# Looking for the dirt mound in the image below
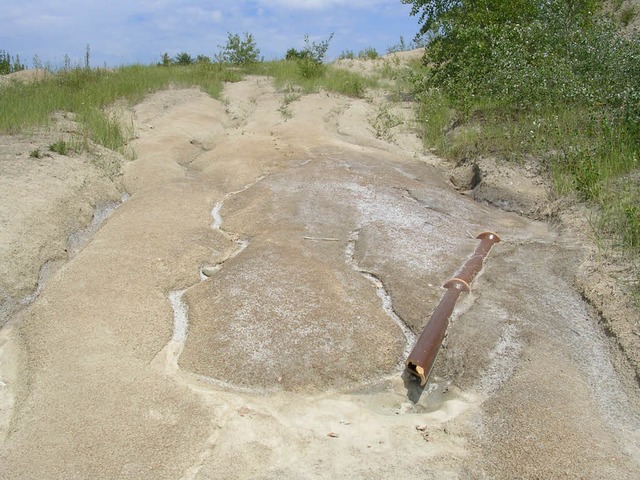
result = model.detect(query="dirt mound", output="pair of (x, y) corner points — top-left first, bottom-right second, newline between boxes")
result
(0, 69), (50, 86)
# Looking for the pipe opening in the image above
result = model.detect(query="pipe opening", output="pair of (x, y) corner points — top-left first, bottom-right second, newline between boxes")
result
(407, 362), (426, 385)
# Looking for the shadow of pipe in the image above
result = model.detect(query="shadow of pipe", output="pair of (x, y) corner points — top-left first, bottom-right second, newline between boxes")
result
(402, 369), (425, 404)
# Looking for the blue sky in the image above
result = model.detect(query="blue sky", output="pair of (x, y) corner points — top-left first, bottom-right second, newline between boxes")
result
(1, 1), (422, 68)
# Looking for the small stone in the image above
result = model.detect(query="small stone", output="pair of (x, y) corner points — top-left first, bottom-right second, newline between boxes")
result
(201, 265), (221, 277)
(450, 163), (481, 190)
(327, 432), (339, 438)
(238, 407), (251, 417)
(416, 425), (428, 432)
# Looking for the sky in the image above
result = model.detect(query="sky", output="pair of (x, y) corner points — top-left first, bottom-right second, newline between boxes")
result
(1, 1), (423, 68)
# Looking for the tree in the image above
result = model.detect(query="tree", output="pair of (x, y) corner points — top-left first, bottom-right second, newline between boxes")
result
(400, 0), (603, 103)
(285, 48), (309, 61)
(401, 0), (599, 38)
(84, 44), (91, 69)
(217, 32), (261, 65)
(160, 52), (172, 67)
(174, 52), (193, 65)
(0, 50), (25, 75)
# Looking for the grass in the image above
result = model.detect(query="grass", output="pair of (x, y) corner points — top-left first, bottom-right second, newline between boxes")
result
(252, 60), (376, 98)
(620, 6), (637, 27)
(49, 139), (71, 155)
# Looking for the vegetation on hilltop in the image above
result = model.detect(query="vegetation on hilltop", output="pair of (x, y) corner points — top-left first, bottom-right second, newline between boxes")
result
(0, 33), (371, 159)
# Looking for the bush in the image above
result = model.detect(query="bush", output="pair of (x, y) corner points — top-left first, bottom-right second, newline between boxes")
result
(285, 48), (309, 61)
(174, 52), (193, 65)
(217, 32), (261, 65)
(292, 33), (334, 79)
(620, 6), (637, 27)
(159, 53), (172, 67)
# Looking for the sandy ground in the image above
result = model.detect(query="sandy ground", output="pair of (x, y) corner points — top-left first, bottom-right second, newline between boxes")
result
(1, 58), (640, 479)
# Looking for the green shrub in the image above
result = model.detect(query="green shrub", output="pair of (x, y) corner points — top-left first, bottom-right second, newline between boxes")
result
(217, 32), (261, 65)
(49, 139), (70, 155)
(285, 48), (309, 61)
(371, 105), (403, 140)
(160, 53), (172, 67)
(174, 52), (193, 65)
(293, 33), (334, 79)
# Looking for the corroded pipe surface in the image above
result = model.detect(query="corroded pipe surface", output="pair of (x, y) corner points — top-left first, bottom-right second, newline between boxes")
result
(452, 232), (501, 285)
(405, 232), (500, 386)
(406, 279), (469, 386)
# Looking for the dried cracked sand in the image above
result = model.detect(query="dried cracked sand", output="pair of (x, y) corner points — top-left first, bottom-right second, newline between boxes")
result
(1, 60), (640, 479)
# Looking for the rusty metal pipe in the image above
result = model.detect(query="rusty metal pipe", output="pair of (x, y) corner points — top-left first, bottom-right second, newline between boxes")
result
(406, 279), (469, 386)
(405, 232), (501, 386)
(452, 232), (501, 285)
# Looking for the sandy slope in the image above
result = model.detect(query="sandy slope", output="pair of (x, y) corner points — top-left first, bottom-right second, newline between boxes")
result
(1, 65), (639, 479)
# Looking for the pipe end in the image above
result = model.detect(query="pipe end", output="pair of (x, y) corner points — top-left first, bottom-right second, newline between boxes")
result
(476, 231), (501, 243)
(406, 361), (427, 386)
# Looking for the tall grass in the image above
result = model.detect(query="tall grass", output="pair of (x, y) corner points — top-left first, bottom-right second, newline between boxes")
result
(251, 60), (376, 98)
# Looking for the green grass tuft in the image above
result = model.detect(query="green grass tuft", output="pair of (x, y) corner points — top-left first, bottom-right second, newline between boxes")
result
(49, 139), (70, 155)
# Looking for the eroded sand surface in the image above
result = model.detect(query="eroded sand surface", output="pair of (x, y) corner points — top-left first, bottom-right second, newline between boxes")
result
(1, 72), (640, 479)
